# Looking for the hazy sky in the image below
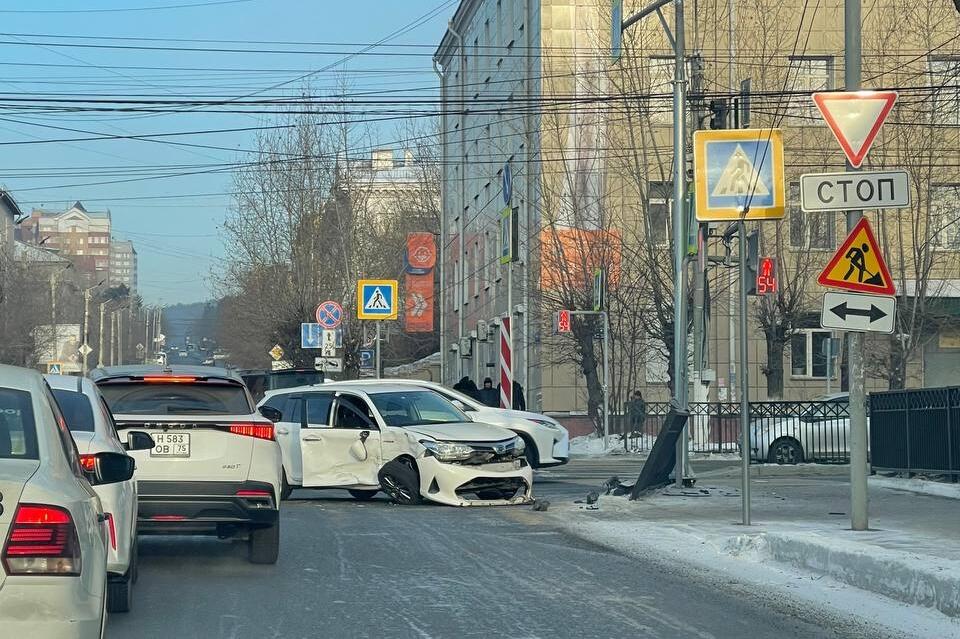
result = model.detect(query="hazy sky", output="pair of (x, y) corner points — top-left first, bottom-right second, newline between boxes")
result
(1, 0), (452, 304)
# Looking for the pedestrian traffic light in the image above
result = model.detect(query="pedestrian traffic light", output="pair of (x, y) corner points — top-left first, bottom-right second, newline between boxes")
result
(556, 309), (572, 333)
(745, 229), (760, 295)
(756, 257), (777, 295)
(709, 99), (729, 130)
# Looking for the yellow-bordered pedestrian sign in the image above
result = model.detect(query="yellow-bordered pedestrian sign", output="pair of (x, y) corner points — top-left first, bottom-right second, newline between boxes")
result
(357, 279), (398, 320)
(817, 217), (895, 295)
(693, 129), (786, 221)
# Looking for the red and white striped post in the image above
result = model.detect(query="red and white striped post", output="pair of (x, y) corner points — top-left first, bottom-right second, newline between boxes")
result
(499, 316), (512, 409)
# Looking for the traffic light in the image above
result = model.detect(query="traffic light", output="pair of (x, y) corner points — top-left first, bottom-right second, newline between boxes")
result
(745, 229), (759, 295)
(709, 99), (729, 130)
(556, 309), (572, 333)
(756, 257), (777, 295)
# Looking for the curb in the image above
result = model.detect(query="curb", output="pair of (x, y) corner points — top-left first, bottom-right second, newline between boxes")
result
(762, 531), (960, 618)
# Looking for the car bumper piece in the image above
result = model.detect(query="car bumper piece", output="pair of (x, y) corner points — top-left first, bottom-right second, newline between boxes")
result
(136, 480), (279, 534)
(417, 456), (534, 507)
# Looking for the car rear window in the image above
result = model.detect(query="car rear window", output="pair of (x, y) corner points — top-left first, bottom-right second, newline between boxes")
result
(99, 382), (252, 415)
(51, 389), (95, 432)
(0, 388), (39, 460)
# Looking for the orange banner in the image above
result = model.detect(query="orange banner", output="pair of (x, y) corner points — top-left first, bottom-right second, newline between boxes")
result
(404, 272), (434, 333)
(539, 228), (622, 291)
(406, 232), (436, 273)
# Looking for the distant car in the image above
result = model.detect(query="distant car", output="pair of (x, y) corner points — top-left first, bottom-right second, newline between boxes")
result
(749, 393), (865, 464)
(258, 383), (533, 506)
(178, 351), (188, 358)
(92, 366), (282, 564)
(322, 379), (569, 468)
(45, 375), (154, 613)
(0, 364), (136, 638)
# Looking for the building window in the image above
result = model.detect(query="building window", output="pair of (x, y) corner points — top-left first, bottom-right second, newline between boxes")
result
(647, 182), (672, 246)
(791, 329), (833, 378)
(789, 183), (835, 249)
(931, 185), (960, 250)
(930, 58), (960, 126)
(787, 57), (833, 122)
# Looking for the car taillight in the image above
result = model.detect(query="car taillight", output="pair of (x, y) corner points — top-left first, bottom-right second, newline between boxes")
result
(2, 504), (81, 576)
(229, 422), (274, 441)
(79, 454), (96, 472)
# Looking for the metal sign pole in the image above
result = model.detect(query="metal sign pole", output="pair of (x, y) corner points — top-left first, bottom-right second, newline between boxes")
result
(603, 311), (610, 451)
(738, 221), (752, 525)
(375, 322), (382, 379)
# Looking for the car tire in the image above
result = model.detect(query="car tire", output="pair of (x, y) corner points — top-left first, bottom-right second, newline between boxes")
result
(280, 471), (294, 501)
(248, 521), (280, 565)
(379, 460), (421, 506)
(522, 436), (539, 469)
(348, 489), (378, 501)
(107, 572), (133, 613)
(768, 438), (804, 465)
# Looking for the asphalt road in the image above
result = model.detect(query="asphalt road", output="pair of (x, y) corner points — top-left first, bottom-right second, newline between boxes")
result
(108, 457), (858, 639)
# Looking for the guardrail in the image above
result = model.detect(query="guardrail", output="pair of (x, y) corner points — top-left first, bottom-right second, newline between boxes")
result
(869, 387), (960, 478)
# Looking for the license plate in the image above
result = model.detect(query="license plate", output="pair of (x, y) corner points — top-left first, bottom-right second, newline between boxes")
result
(151, 433), (191, 457)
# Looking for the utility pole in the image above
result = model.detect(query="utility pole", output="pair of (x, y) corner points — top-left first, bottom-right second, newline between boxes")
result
(82, 289), (91, 375)
(117, 309), (124, 365)
(97, 302), (106, 368)
(845, 0), (869, 531)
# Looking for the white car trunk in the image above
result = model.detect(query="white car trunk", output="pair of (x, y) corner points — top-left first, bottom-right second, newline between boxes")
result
(0, 460), (40, 591)
(116, 415), (254, 483)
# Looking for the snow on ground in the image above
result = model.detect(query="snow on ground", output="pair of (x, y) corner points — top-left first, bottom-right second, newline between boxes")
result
(568, 433), (628, 455)
(870, 475), (960, 500)
(569, 433), (741, 460)
(553, 490), (960, 638)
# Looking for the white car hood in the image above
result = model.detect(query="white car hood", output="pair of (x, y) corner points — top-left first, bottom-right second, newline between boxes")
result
(402, 421), (515, 443)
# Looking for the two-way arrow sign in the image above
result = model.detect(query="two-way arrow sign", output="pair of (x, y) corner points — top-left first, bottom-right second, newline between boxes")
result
(820, 291), (896, 334)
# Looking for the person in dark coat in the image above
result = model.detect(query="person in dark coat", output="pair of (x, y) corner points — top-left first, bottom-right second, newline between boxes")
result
(627, 390), (647, 435)
(478, 377), (499, 407)
(512, 380), (526, 411)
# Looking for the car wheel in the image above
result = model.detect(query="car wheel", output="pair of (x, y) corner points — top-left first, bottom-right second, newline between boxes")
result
(768, 438), (804, 465)
(379, 460), (421, 506)
(107, 572), (133, 613)
(348, 489), (378, 501)
(248, 521), (280, 565)
(280, 471), (294, 501)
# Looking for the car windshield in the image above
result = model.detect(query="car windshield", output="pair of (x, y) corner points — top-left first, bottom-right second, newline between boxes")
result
(99, 381), (252, 415)
(51, 388), (95, 432)
(0, 387), (39, 460)
(369, 390), (467, 427)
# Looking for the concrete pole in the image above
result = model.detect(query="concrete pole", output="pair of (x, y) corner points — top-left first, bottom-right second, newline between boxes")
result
(845, 0), (869, 531)
(82, 289), (91, 375)
(603, 311), (610, 451)
(671, 0), (690, 487)
(117, 309), (123, 365)
(432, 58), (447, 384)
(727, 0), (738, 402)
(97, 302), (106, 368)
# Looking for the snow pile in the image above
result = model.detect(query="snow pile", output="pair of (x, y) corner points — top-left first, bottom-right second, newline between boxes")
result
(870, 475), (960, 500)
(568, 433), (626, 456)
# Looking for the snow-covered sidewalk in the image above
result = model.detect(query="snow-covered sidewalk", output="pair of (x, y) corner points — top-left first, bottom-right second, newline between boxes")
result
(551, 466), (960, 637)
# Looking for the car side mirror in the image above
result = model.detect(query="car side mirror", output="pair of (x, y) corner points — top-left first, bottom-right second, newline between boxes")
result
(259, 406), (282, 423)
(125, 431), (155, 451)
(88, 452), (135, 485)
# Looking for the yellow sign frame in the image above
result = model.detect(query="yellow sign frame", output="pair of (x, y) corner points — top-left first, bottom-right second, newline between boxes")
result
(693, 129), (786, 222)
(356, 279), (399, 320)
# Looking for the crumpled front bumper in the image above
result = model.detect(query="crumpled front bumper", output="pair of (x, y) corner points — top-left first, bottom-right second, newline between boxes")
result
(416, 455), (534, 507)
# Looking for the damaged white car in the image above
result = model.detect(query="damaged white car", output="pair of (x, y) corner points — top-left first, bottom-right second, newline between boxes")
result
(257, 383), (533, 506)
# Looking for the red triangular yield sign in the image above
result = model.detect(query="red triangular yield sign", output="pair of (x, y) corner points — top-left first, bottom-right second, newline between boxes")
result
(812, 91), (897, 168)
(817, 217), (896, 295)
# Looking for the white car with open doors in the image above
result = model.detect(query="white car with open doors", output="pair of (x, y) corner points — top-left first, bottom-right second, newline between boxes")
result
(92, 365), (282, 564)
(0, 365), (136, 638)
(322, 378), (569, 468)
(258, 383), (533, 506)
(46, 374), (154, 613)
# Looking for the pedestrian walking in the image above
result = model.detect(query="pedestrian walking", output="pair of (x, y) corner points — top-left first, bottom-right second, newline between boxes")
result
(627, 390), (647, 436)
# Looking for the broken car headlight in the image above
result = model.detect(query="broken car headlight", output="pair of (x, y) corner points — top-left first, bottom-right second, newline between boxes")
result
(512, 436), (526, 456)
(420, 440), (475, 462)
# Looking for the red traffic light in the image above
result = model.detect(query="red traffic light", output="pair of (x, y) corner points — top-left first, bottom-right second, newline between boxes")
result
(556, 309), (572, 333)
(757, 257), (777, 294)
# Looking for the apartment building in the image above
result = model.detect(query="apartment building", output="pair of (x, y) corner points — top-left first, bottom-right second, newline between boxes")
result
(109, 239), (138, 293)
(17, 201), (112, 285)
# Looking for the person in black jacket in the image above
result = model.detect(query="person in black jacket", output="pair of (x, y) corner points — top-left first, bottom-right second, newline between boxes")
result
(478, 377), (499, 407)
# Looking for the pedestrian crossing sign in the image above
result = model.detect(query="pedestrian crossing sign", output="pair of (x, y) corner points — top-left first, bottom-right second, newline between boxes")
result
(693, 129), (786, 221)
(357, 279), (398, 320)
(817, 217), (895, 295)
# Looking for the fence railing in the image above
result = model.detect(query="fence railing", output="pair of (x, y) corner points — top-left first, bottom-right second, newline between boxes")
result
(613, 400), (853, 463)
(870, 387), (960, 477)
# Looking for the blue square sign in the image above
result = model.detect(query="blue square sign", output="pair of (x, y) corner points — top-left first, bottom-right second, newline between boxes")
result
(693, 129), (785, 221)
(357, 279), (398, 320)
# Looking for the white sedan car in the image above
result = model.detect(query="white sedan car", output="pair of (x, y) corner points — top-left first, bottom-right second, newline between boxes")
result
(258, 383), (533, 506)
(1, 364), (135, 638)
(46, 374), (154, 613)
(750, 393), (861, 464)
(322, 379), (569, 468)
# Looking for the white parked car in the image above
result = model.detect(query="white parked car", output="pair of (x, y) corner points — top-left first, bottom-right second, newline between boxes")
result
(322, 379), (570, 469)
(258, 383), (533, 506)
(0, 364), (136, 638)
(92, 365), (282, 564)
(46, 374), (154, 613)
(750, 393), (863, 464)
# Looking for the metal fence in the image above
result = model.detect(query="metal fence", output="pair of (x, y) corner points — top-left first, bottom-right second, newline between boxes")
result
(613, 400), (853, 463)
(870, 387), (960, 478)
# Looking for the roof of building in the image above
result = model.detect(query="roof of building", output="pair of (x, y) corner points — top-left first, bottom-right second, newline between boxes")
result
(0, 190), (24, 220)
(32, 201), (111, 220)
(14, 240), (71, 264)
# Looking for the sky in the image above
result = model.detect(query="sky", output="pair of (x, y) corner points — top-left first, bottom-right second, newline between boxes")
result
(0, 0), (453, 304)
